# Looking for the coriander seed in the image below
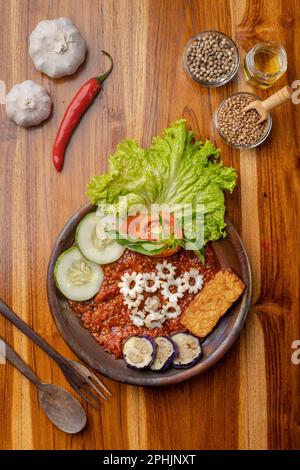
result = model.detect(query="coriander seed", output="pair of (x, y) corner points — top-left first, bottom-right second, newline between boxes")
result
(215, 93), (272, 148)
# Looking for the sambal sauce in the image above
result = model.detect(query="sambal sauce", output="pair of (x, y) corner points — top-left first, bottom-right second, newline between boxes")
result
(69, 244), (220, 358)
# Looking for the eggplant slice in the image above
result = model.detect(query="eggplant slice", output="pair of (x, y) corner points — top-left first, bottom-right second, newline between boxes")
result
(171, 333), (202, 369)
(150, 336), (178, 371)
(123, 336), (157, 369)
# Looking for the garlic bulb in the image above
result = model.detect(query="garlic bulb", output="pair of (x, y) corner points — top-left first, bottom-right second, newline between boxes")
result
(29, 17), (87, 78)
(5, 80), (52, 127)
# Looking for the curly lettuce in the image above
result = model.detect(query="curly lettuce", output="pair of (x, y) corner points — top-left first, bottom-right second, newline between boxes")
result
(87, 119), (237, 244)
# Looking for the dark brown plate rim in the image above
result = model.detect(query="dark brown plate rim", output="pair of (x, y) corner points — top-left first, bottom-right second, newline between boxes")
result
(47, 202), (252, 386)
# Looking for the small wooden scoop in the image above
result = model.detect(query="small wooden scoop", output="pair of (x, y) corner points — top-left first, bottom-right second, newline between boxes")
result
(242, 85), (292, 123)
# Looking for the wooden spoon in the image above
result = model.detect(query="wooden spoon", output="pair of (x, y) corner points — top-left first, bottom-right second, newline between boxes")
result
(2, 338), (87, 434)
(242, 85), (292, 123)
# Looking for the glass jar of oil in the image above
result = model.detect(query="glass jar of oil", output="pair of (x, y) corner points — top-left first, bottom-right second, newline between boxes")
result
(243, 42), (287, 88)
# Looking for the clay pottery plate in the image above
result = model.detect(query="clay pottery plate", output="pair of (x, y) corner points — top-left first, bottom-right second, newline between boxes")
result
(47, 202), (251, 386)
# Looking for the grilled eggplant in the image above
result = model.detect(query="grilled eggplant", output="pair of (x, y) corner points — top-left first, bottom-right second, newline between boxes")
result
(171, 333), (202, 369)
(150, 336), (178, 371)
(123, 336), (157, 369)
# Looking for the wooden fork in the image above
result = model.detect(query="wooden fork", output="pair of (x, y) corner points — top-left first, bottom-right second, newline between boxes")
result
(0, 299), (112, 407)
(242, 85), (292, 123)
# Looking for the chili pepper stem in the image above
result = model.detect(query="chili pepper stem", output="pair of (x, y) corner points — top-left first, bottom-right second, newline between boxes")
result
(95, 50), (114, 83)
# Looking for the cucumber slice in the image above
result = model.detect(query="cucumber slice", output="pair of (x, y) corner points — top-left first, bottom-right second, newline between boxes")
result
(54, 247), (103, 301)
(76, 212), (125, 264)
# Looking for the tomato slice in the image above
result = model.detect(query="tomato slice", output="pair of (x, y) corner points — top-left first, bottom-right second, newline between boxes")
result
(120, 212), (182, 256)
(151, 246), (181, 257)
(122, 213), (182, 240)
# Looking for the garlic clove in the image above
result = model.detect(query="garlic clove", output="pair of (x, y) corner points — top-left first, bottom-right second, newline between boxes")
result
(5, 80), (52, 127)
(29, 17), (87, 78)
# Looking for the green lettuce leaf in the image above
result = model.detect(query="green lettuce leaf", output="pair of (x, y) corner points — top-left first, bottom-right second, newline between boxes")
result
(87, 119), (237, 244)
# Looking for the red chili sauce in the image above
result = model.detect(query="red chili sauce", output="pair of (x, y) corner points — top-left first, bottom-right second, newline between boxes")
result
(69, 244), (220, 358)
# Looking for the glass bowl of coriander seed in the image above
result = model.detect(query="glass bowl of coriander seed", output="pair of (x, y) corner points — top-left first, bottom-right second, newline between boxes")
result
(214, 92), (272, 149)
(183, 30), (240, 87)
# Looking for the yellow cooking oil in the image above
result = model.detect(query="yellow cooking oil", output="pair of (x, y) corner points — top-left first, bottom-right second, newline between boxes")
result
(243, 42), (287, 88)
(254, 49), (281, 74)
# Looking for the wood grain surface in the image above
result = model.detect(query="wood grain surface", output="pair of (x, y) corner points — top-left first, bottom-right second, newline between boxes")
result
(0, 0), (299, 450)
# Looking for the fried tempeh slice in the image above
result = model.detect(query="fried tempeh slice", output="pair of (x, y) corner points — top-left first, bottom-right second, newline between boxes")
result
(180, 268), (245, 338)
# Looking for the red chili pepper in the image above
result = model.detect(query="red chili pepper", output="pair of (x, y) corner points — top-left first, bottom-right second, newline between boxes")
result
(53, 51), (113, 172)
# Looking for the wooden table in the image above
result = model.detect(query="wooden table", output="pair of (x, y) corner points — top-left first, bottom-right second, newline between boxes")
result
(0, 0), (299, 450)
